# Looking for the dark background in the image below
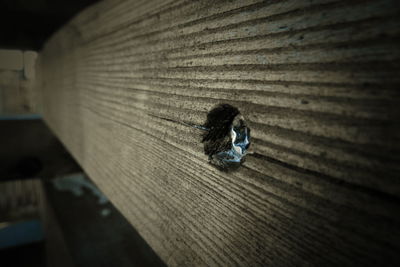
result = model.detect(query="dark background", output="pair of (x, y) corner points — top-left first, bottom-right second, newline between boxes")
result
(0, 0), (99, 50)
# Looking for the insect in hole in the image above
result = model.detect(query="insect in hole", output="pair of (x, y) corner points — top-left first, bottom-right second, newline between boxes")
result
(149, 104), (250, 171)
(202, 104), (250, 170)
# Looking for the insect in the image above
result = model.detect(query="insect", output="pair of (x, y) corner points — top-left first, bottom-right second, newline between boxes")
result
(202, 104), (250, 170)
(214, 115), (250, 164)
(149, 104), (251, 171)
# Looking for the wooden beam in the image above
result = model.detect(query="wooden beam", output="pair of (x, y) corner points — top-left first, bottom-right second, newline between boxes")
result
(36, 0), (400, 265)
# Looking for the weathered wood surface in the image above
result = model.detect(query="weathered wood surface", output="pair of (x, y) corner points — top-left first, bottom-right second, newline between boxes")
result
(36, 0), (400, 266)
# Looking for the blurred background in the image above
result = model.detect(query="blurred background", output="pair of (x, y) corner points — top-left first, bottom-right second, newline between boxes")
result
(0, 0), (165, 266)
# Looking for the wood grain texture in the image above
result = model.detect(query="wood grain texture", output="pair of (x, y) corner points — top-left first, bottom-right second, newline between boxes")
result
(36, 0), (400, 266)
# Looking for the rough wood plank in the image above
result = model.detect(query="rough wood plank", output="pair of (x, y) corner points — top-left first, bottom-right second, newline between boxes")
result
(36, 0), (400, 266)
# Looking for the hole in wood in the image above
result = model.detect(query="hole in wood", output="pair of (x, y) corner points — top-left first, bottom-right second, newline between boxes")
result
(202, 104), (250, 171)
